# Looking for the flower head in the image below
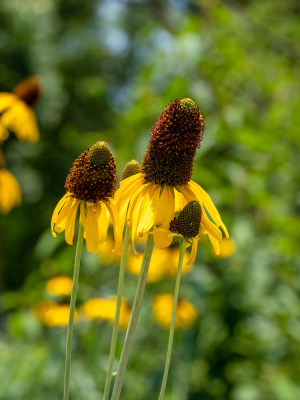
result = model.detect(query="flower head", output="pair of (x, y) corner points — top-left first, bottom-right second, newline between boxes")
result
(115, 99), (228, 253)
(153, 294), (197, 329)
(0, 77), (41, 142)
(51, 141), (122, 252)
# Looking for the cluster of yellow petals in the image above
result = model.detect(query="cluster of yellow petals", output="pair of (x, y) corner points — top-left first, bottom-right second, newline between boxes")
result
(152, 294), (198, 329)
(82, 296), (131, 329)
(115, 172), (228, 264)
(0, 168), (22, 214)
(0, 93), (39, 142)
(51, 192), (122, 252)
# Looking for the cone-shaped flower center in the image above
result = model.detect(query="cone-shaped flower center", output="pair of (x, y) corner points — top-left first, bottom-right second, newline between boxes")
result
(141, 98), (204, 186)
(65, 141), (116, 203)
(13, 77), (41, 107)
(120, 159), (141, 181)
(170, 200), (201, 238)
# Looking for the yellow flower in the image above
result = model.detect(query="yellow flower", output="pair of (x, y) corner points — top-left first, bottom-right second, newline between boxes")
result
(46, 276), (73, 296)
(126, 247), (193, 282)
(34, 301), (77, 327)
(0, 77), (40, 142)
(51, 141), (122, 252)
(115, 99), (228, 255)
(153, 294), (197, 329)
(0, 167), (22, 214)
(82, 296), (131, 329)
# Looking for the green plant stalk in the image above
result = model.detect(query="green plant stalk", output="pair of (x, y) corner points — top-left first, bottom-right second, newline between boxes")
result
(110, 233), (154, 400)
(63, 222), (84, 400)
(103, 223), (130, 400)
(158, 239), (186, 400)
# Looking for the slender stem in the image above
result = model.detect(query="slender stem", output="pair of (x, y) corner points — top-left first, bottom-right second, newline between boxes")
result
(63, 222), (84, 400)
(103, 223), (130, 400)
(110, 234), (154, 400)
(158, 239), (186, 400)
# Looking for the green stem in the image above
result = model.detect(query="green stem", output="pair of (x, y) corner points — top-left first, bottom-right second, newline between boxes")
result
(110, 234), (154, 400)
(63, 222), (84, 400)
(158, 239), (186, 400)
(103, 223), (130, 400)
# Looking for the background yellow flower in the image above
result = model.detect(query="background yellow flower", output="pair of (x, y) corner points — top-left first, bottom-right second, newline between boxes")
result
(153, 294), (197, 330)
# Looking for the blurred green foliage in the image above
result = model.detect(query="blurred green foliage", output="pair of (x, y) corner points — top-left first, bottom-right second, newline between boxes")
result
(1, 0), (300, 399)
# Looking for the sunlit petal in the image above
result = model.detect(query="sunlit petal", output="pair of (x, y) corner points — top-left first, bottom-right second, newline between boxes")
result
(153, 185), (175, 248)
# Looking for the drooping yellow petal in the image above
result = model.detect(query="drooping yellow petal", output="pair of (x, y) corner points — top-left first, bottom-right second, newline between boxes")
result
(188, 180), (229, 237)
(105, 200), (123, 251)
(136, 184), (160, 236)
(184, 238), (198, 266)
(51, 193), (71, 236)
(174, 187), (187, 211)
(153, 185), (175, 248)
(64, 200), (80, 245)
(55, 196), (76, 233)
(207, 232), (221, 255)
(97, 203), (110, 242)
(179, 184), (222, 241)
(83, 204), (99, 252)
(128, 184), (150, 253)
(115, 173), (145, 234)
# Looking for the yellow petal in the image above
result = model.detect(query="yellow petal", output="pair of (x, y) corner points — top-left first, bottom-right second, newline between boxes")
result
(97, 203), (110, 242)
(51, 193), (71, 237)
(55, 196), (76, 233)
(136, 184), (160, 236)
(83, 204), (99, 252)
(188, 181), (229, 237)
(105, 201), (123, 251)
(184, 238), (198, 266)
(64, 200), (80, 245)
(153, 185), (175, 248)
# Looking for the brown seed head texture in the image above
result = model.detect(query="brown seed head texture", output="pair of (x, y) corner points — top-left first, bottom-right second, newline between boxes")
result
(141, 99), (204, 186)
(65, 141), (116, 203)
(13, 77), (41, 108)
(170, 200), (202, 238)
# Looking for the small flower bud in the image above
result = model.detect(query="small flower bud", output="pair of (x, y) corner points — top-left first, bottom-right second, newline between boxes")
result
(170, 200), (201, 238)
(87, 141), (112, 167)
(120, 160), (141, 181)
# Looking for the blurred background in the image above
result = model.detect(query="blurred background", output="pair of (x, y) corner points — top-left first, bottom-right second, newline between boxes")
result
(1, 0), (300, 399)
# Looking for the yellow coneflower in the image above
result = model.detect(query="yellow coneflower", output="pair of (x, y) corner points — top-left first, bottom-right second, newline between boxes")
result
(153, 294), (197, 330)
(0, 77), (40, 142)
(115, 98), (228, 255)
(46, 276), (73, 297)
(82, 296), (131, 330)
(0, 150), (22, 214)
(34, 301), (78, 327)
(51, 141), (122, 252)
